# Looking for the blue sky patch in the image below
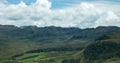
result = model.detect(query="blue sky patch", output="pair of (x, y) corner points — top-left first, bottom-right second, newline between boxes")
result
(6, 0), (120, 9)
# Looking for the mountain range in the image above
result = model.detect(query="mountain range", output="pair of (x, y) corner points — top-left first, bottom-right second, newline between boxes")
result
(0, 25), (120, 63)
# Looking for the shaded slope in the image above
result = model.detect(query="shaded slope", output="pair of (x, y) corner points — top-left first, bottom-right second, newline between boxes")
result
(83, 32), (120, 63)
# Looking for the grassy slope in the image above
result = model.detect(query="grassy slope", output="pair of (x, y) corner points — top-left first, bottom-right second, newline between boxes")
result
(2, 51), (82, 63)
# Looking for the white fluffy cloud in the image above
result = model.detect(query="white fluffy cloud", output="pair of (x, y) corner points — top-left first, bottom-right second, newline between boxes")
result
(0, 0), (120, 28)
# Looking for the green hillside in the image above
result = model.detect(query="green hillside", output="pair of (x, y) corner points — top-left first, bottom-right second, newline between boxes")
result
(83, 32), (120, 63)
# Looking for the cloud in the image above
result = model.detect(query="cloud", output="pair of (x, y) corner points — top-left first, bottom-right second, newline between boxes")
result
(0, 0), (120, 28)
(0, 0), (7, 3)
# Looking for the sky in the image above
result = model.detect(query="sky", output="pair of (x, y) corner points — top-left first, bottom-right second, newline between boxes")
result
(0, 0), (120, 28)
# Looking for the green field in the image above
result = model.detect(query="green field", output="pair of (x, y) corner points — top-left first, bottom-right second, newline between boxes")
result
(0, 51), (83, 63)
